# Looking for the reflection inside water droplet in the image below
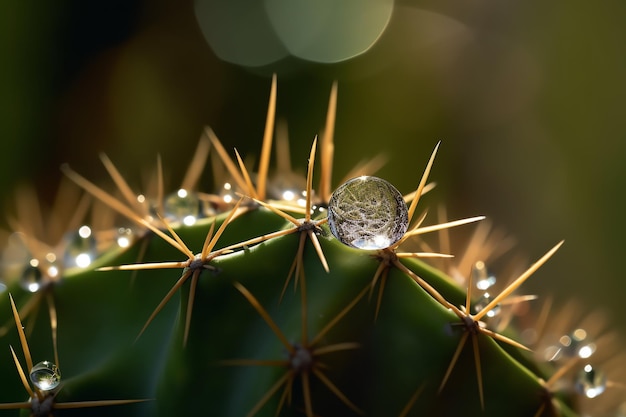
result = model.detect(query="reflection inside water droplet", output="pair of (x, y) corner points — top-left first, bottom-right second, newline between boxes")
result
(328, 176), (408, 250)
(575, 364), (606, 399)
(116, 227), (134, 248)
(20, 259), (45, 292)
(64, 226), (97, 269)
(30, 361), (61, 391)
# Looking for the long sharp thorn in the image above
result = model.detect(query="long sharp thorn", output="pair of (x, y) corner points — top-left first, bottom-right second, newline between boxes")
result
(183, 271), (200, 347)
(156, 212), (194, 259)
(235, 149), (258, 199)
(313, 368), (364, 415)
(368, 262), (386, 302)
(439, 332), (468, 394)
(201, 220), (216, 260)
(308, 231), (329, 273)
(405, 216), (487, 238)
(222, 228), (295, 254)
(245, 370), (291, 417)
(281, 256), (299, 302)
(233, 282), (293, 353)
(9, 294), (33, 371)
(374, 270), (388, 322)
(156, 154), (164, 215)
(46, 292), (59, 369)
(278, 374), (295, 414)
(313, 342), (360, 356)
(407, 141), (440, 223)
(97, 261), (186, 272)
(305, 138), (317, 222)
(204, 128), (248, 192)
(99, 153), (140, 211)
(9, 345), (34, 399)
(466, 259), (474, 316)
(319, 81), (337, 203)
(299, 255), (308, 347)
(181, 135), (211, 192)
(474, 241), (564, 322)
(244, 195), (300, 225)
(395, 260), (449, 308)
(54, 399), (151, 409)
(482, 328), (532, 351)
(403, 182), (436, 204)
(217, 358), (288, 367)
(257, 73), (277, 201)
(472, 334), (485, 410)
(398, 384), (425, 417)
(136, 270), (193, 343)
(206, 197), (244, 254)
(61, 164), (188, 256)
(0, 402), (32, 410)
(534, 402), (547, 417)
(301, 371), (314, 417)
(312, 285), (368, 346)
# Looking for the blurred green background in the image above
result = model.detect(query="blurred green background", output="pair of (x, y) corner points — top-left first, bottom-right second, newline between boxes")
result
(1, 0), (625, 336)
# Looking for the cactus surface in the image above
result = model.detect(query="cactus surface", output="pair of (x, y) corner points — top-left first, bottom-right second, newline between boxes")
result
(0, 79), (623, 417)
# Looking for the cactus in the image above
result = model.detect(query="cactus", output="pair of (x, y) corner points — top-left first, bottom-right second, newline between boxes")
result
(0, 77), (623, 417)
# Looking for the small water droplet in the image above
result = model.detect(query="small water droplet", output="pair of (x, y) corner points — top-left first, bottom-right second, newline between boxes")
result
(116, 227), (134, 248)
(64, 226), (97, 269)
(30, 361), (61, 391)
(164, 189), (200, 225)
(328, 176), (408, 250)
(472, 261), (497, 291)
(219, 182), (237, 205)
(575, 364), (607, 399)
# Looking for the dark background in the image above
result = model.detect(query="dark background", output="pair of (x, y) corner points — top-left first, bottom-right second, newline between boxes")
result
(2, 1), (626, 336)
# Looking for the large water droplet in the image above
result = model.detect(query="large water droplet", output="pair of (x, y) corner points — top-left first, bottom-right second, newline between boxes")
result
(30, 361), (61, 391)
(64, 225), (97, 269)
(328, 176), (408, 250)
(575, 364), (607, 399)
(164, 189), (200, 226)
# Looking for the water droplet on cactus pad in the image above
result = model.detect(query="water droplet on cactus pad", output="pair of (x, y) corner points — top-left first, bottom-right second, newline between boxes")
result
(575, 364), (606, 398)
(164, 189), (200, 226)
(20, 259), (45, 292)
(116, 227), (134, 248)
(64, 225), (97, 268)
(328, 176), (408, 250)
(30, 361), (61, 391)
